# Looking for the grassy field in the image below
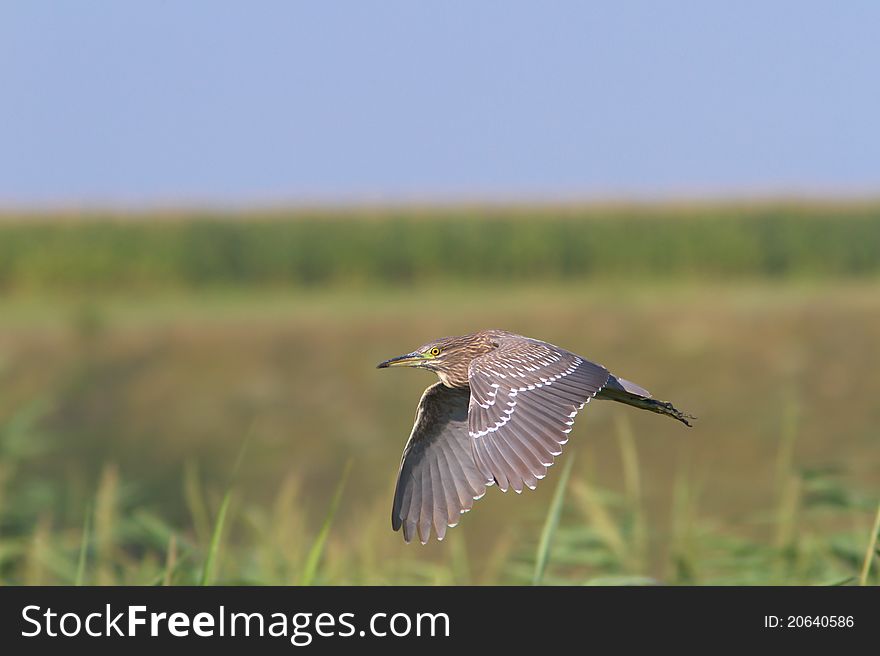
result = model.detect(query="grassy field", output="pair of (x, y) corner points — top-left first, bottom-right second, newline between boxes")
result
(0, 207), (878, 585)
(2, 202), (880, 292)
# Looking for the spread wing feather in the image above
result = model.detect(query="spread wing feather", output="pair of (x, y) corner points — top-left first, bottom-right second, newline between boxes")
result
(392, 383), (493, 543)
(468, 336), (610, 492)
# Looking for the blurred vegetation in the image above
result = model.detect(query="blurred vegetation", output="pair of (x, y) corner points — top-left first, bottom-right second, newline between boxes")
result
(0, 397), (876, 585)
(0, 203), (878, 585)
(1, 202), (880, 292)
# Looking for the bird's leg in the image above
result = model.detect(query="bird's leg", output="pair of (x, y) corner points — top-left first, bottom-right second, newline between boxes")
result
(648, 399), (696, 427)
(597, 387), (695, 427)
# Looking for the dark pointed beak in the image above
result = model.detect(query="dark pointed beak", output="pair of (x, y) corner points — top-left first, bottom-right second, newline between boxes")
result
(377, 351), (425, 369)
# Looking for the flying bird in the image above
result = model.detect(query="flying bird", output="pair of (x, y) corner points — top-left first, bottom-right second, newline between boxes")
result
(377, 329), (694, 544)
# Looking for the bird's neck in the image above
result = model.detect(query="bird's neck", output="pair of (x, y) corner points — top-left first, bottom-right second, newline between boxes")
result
(436, 369), (469, 389)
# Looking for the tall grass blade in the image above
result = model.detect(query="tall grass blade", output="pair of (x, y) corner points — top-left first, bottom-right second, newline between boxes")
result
(163, 534), (178, 586)
(25, 515), (51, 586)
(775, 392), (800, 486)
(532, 455), (575, 586)
(571, 481), (627, 562)
(199, 490), (231, 586)
(74, 505), (92, 586)
(669, 467), (697, 584)
(774, 395), (801, 554)
(183, 461), (210, 546)
(94, 464), (119, 585)
(299, 459), (352, 586)
(198, 427), (253, 586)
(614, 414), (645, 570)
(858, 502), (880, 586)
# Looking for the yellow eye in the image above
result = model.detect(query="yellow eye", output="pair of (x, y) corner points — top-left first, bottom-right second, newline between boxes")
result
(429, 347), (441, 356)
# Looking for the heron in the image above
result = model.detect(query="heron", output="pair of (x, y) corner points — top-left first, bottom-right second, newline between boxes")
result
(377, 329), (694, 544)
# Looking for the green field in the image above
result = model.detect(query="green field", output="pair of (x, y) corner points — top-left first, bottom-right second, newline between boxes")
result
(2, 202), (880, 291)
(0, 205), (878, 585)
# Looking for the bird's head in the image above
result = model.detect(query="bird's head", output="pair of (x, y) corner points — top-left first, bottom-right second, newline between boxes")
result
(376, 335), (463, 373)
(378, 332), (501, 387)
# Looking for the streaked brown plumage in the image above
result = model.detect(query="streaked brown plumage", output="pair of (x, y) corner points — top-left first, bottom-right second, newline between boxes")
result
(377, 329), (694, 544)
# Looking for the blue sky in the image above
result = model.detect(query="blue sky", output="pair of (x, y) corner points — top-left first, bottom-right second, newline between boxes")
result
(1, 2), (878, 207)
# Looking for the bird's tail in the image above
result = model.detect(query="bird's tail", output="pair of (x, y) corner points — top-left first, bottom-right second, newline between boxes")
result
(597, 375), (695, 427)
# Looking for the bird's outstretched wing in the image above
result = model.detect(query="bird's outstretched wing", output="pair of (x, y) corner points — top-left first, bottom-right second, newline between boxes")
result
(467, 336), (610, 492)
(392, 382), (493, 544)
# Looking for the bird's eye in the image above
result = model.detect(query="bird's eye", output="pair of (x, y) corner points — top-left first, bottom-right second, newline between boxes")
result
(429, 347), (441, 356)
